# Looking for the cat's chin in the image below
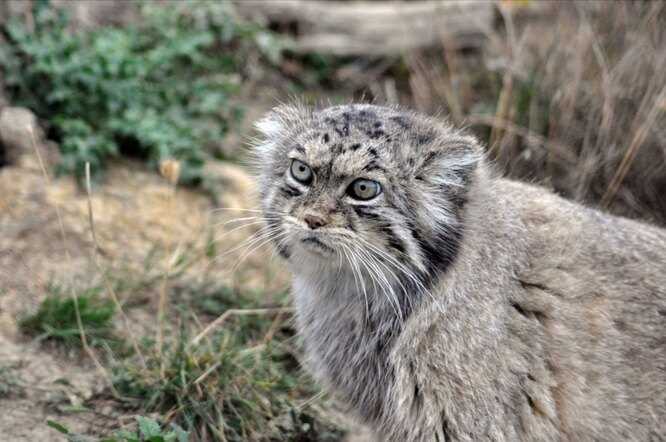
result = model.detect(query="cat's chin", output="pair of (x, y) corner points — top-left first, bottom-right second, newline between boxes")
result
(298, 236), (335, 256)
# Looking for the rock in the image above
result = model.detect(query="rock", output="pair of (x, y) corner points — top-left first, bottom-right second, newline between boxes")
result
(0, 106), (59, 168)
(0, 107), (40, 166)
(203, 160), (258, 209)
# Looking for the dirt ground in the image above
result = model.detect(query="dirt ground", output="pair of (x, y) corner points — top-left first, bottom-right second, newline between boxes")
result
(0, 127), (296, 439)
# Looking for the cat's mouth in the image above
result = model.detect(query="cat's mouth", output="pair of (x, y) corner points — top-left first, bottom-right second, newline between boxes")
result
(300, 236), (335, 254)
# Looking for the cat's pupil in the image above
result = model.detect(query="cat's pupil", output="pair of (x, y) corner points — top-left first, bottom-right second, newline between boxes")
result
(299, 166), (305, 172)
(360, 185), (366, 191)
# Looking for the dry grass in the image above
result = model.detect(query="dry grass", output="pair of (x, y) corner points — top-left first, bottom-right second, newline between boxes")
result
(402, 1), (666, 225)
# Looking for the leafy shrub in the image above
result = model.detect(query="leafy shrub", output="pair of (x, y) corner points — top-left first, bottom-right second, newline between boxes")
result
(0, 1), (279, 184)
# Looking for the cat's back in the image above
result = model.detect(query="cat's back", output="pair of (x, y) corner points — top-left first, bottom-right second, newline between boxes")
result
(498, 178), (666, 440)
(500, 177), (666, 291)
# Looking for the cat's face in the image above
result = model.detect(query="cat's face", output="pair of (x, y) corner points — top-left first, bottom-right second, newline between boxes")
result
(254, 104), (479, 293)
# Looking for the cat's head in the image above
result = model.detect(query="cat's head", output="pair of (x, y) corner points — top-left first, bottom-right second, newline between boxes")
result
(253, 103), (481, 297)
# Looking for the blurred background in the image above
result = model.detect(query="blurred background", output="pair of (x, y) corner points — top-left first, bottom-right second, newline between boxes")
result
(0, 1), (664, 441)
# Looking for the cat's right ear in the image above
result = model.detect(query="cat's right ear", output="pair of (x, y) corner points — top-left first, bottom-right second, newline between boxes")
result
(255, 110), (284, 139)
(254, 104), (307, 142)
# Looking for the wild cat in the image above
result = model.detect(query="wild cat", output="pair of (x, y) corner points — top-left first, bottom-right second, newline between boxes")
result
(251, 103), (666, 441)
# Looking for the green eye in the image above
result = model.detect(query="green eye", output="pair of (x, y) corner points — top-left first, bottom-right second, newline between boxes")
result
(290, 159), (313, 184)
(348, 178), (381, 200)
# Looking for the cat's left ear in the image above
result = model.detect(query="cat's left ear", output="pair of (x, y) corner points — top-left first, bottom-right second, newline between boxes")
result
(418, 131), (483, 192)
(409, 129), (483, 232)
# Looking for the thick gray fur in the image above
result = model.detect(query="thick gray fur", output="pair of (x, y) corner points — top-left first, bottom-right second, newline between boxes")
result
(252, 103), (666, 441)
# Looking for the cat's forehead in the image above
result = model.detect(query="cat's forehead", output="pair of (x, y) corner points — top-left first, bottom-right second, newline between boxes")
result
(311, 104), (412, 142)
(288, 105), (414, 175)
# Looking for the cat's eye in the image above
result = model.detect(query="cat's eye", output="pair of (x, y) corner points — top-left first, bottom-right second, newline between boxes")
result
(348, 179), (382, 200)
(290, 159), (313, 184)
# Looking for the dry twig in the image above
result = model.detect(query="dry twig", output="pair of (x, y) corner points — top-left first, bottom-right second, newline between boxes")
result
(27, 126), (118, 395)
(84, 162), (147, 370)
(190, 307), (294, 347)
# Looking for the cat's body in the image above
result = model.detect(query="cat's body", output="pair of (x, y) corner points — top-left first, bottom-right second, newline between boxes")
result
(253, 104), (666, 441)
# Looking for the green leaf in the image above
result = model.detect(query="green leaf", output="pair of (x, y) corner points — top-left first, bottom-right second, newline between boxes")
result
(47, 420), (70, 434)
(137, 416), (162, 438)
(170, 423), (190, 442)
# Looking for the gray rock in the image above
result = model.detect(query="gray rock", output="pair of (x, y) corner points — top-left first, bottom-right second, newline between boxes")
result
(0, 106), (58, 168)
(0, 107), (41, 165)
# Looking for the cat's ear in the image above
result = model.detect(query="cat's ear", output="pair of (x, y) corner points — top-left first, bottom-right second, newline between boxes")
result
(418, 130), (483, 192)
(254, 104), (308, 140)
(411, 130), (483, 231)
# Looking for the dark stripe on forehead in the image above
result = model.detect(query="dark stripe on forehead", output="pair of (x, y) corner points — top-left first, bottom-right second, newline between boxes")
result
(368, 129), (385, 139)
(362, 160), (385, 173)
(293, 144), (306, 154)
(312, 162), (333, 183)
(358, 109), (378, 120)
(325, 115), (351, 138)
(416, 131), (435, 146)
(331, 143), (344, 155)
(390, 115), (410, 129)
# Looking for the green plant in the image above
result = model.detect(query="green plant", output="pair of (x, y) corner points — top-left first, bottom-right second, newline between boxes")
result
(0, 363), (26, 399)
(19, 284), (116, 347)
(48, 416), (189, 442)
(0, 1), (280, 184)
(111, 285), (342, 441)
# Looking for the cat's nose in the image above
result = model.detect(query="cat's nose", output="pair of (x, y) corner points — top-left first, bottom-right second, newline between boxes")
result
(304, 213), (328, 229)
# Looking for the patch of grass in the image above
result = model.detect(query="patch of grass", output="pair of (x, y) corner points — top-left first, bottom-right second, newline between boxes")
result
(30, 278), (343, 440)
(48, 416), (189, 442)
(19, 284), (116, 347)
(187, 284), (277, 316)
(0, 362), (26, 399)
(21, 239), (341, 440)
(401, 2), (666, 224)
(110, 285), (342, 441)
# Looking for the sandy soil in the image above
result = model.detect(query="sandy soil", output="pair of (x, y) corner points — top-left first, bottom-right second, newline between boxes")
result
(0, 138), (290, 439)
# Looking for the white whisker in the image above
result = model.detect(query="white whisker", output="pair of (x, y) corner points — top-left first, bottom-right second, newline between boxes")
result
(231, 230), (291, 273)
(344, 238), (403, 321)
(211, 220), (268, 245)
(340, 242), (369, 325)
(211, 225), (282, 263)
